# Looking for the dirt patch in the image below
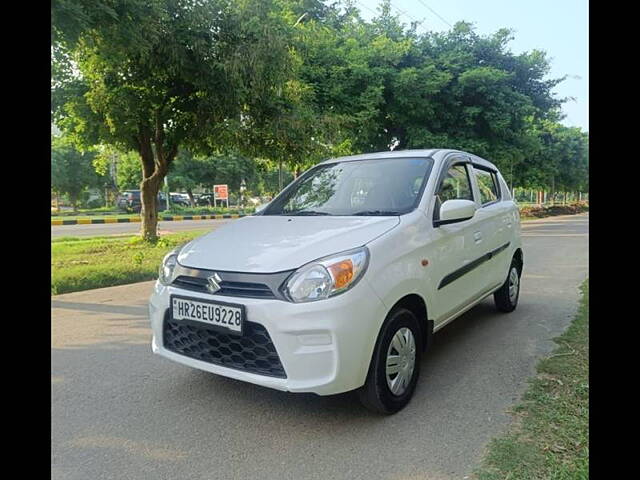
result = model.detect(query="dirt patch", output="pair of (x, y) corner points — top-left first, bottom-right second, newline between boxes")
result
(520, 202), (589, 219)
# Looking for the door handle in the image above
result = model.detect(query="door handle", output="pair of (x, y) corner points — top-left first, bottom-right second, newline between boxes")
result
(473, 231), (482, 242)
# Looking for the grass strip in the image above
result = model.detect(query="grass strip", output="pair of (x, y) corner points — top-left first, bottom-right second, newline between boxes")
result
(475, 279), (589, 480)
(51, 230), (207, 295)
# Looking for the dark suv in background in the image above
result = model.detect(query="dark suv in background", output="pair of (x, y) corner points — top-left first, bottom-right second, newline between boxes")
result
(117, 190), (168, 213)
(170, 193), (191, 207)
(196, 193), (215, 206)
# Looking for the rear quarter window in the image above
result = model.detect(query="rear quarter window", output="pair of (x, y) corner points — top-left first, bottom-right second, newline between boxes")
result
(497, 173), (512, 200)
(474, 167), (500, 205)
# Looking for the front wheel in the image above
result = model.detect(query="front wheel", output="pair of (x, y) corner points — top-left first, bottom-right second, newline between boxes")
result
(358, 308), (422, 414)
(494, 259), (521, 312)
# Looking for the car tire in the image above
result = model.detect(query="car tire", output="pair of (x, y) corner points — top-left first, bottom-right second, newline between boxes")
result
(358, 308), (422, 414)
(494, 258), (521, 313)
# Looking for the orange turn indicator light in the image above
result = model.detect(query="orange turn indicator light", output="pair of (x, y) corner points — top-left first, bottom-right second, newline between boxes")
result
(328, 260), (354, 289)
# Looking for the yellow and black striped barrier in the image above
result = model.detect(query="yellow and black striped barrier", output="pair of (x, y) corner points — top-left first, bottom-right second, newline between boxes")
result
(51, 214), (246, 226)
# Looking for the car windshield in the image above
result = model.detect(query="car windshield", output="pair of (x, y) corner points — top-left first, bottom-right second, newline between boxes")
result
(263, 157), (434, 216)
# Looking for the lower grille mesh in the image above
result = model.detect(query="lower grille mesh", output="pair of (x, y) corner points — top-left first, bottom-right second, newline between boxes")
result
(163, 315), (287, 378)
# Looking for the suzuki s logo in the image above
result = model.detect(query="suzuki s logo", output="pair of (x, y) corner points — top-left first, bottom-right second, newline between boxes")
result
(206, 273), (222, 293)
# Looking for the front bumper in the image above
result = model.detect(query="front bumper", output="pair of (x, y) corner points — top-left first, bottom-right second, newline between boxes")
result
(149, 278), (386, 395)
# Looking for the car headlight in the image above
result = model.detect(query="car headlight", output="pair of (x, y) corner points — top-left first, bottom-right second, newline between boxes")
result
(158, 247), (181, 286)
(284, 247), (370, 303)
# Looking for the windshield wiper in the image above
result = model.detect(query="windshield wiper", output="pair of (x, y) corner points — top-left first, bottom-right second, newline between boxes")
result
(352, 210), (401, 216)
(287, 210), (332, 216)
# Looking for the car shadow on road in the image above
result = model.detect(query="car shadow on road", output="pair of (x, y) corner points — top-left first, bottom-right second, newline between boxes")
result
(52, 300), (148, 317)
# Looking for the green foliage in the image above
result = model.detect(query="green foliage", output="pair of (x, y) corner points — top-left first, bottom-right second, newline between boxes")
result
(115, 152), (143, 190)
(164, 206), (255, 215)
(51, 136), (103, 209)
(93, 144), (142, 190)
(255, 159), (295, 196)
(286, 1), (586, 187)
(169, 149), (257, 194)
(514, 120), (589, 190)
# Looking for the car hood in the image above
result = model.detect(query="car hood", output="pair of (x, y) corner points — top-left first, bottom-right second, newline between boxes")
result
(177, 215), (400, 273)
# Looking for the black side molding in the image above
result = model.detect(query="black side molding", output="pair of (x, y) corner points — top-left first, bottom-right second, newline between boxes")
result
(438, 242), (510, 290)
(433, 216), (473, 227)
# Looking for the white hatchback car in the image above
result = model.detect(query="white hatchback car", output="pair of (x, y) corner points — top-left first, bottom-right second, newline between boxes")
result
(149, 149), (523, 413)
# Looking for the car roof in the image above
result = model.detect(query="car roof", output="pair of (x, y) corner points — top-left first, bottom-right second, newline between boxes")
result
(318, 148), (498, 171)
(318, 149), (439, 164)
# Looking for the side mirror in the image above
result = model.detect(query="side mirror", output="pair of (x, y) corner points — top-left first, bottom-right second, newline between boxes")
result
(434, 199), (477, 227)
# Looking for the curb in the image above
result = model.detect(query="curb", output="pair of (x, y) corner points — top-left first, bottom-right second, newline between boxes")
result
(51, 214), (247, 226)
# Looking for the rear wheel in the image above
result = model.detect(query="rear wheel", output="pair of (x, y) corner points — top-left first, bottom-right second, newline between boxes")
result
(358, 308), (422, 414)
(494, 259), (521, 312)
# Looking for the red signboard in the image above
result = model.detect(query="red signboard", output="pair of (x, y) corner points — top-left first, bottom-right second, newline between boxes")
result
(214, 184), (228, 200)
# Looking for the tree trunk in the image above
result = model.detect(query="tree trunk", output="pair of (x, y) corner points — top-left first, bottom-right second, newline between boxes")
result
(141, 176), (162, 241)
(136, 121), (178, 242)
(187, 189), (196, 208)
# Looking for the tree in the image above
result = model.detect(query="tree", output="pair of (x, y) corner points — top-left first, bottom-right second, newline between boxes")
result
(513, 120), (588, 197)
(555, 128), (589, 195)
(169, 149), (260, 204)
(92, 145), (142, 193)
(291, 2), (568, 175)
(52, 0), (294, 241)
(254, 159), (294, 197)
(168, 150), (217, 206)
(51, 136), (101, 210)
(223, 0), (360, 185)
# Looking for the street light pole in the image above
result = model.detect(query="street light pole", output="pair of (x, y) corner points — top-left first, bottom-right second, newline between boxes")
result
(240, 178), (246, 209)
(164, 175), (171, 212)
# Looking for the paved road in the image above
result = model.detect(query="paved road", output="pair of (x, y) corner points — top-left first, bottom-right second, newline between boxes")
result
(51, 218), (233, 238)
(51, 214), (588, 480)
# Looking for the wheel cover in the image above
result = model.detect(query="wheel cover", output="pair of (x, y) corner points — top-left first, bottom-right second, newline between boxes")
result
(385, 327), (416, 396)
(508, 267), (519, 304)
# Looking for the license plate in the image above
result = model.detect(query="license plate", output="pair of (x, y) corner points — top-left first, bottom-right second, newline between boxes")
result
(171, 295), (244, 334)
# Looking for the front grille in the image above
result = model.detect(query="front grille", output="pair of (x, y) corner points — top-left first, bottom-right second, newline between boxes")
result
(163, 315), (287, 378)
(172, 275), (275, 299)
